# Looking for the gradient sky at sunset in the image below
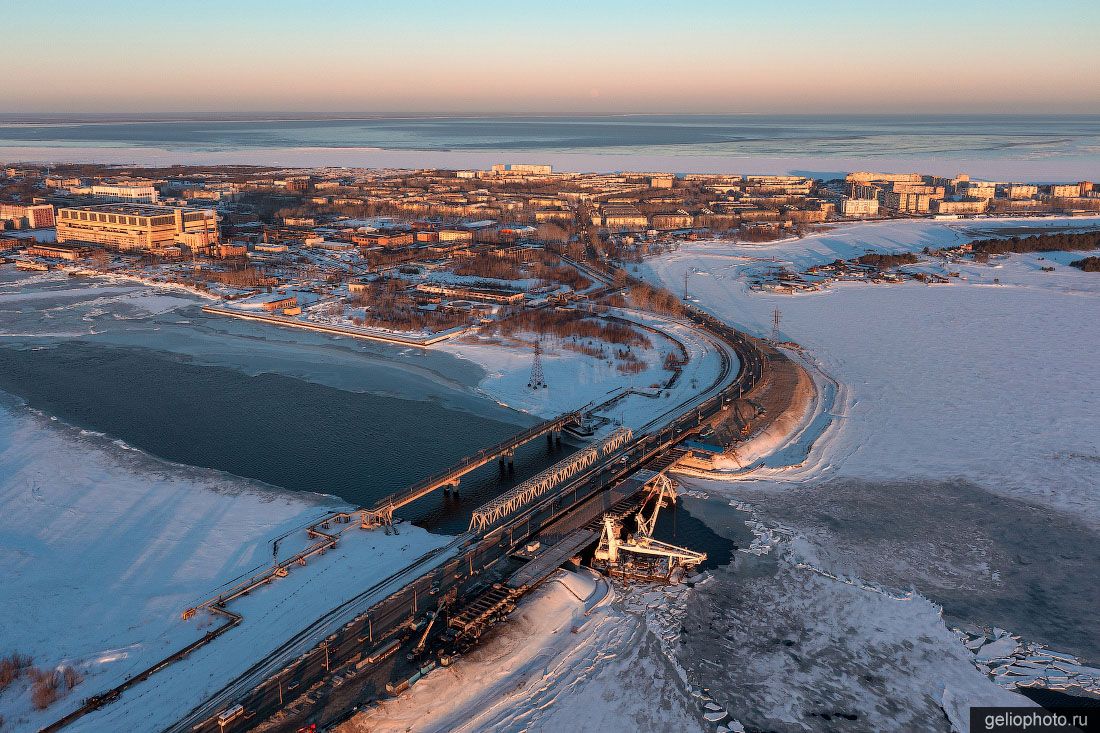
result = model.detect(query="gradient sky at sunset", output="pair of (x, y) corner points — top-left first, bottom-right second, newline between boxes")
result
(6, 0), (1099, 116)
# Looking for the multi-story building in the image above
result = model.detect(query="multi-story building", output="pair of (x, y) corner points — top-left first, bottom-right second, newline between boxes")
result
(0, 203), (55, 229)
(74, 181), (160, 203)
(847, 182), (880, 199)
(55, 203), (218, 251)
(846, 172), (923, 184)
(839, 197), (880, 217)
(650, 210), (695, 229)
(931, 199), (987, 215)
(1048, 184), (1082, 198)
(882, 191), (936, 214)
(490, 163), (553, 176)
(891, 183), (945, 197)
(352, 231), (415, 247)
(45, 176), (81, 189)
(599, 203), (648, 230)
(958, 181), (997, 200)
(1002, 183), (1038, 200)
(437, 229), (474, 243)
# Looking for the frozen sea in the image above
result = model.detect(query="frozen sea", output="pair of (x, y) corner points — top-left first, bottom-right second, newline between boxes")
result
(3, 113), (1100, 180)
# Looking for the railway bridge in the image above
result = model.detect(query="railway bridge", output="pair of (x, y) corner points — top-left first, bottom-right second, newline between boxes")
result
(47, 297), (769, 733)
(361, 410), (580, 528)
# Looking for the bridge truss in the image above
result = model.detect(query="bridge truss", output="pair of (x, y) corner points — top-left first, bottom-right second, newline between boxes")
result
(468, 427), (632, 533)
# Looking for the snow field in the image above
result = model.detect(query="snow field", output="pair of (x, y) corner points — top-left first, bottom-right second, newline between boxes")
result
(0, 404), (451, 731)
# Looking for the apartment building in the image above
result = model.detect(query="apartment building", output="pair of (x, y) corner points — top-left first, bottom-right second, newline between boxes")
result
(599, 203), (648, 230)
(1048, 184), (1083, 198)
(0, 203), (55, 229)
(1002, 183), (1039, 200)
(882, 191), (936, 214)
(931, 199), (987, 215)
(958, 181), (997, 200)
(839, 197), (880, 217)
(490, 163), (553, 176)
(846, 172), (923, 184)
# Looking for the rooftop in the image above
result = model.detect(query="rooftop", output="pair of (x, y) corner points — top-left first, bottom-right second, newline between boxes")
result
(57, 202), (214, 216)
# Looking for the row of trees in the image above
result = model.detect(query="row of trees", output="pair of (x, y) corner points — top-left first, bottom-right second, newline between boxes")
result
(1070, 256), (1100, 272)
(856, 252), (920, 269)
(494, 309), (651, 348)
(626, 282), (688, 317)
(452, 253), (523, 280)
(965, 230), (1100, 256)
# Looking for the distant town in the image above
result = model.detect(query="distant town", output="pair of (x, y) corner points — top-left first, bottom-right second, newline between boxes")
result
(2, 162), (1097, 346)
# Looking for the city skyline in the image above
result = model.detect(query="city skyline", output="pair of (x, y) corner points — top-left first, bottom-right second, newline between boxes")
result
(5, 0), (1100, 115)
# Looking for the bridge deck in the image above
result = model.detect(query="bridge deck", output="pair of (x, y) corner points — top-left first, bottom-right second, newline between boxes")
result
(373, 411), (579, 513)
(505, 529), (596, 590)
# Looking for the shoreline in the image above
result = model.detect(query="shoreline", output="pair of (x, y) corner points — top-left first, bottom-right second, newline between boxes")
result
(5, 144), (1100, 180)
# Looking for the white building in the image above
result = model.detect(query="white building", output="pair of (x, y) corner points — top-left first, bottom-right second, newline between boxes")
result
(71, 181), (160, 203)
(840, 197), (880, 218)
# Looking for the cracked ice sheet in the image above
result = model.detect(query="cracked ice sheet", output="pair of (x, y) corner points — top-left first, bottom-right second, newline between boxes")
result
(717, 479), (1100, 664)
(679, 553), (1026, 732)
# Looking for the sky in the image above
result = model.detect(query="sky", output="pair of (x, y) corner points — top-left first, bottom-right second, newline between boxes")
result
(4, 0), (1100, 116)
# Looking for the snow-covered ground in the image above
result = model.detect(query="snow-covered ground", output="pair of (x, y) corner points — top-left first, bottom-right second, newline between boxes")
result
(444, 307), (730, 433)
(343, 568), (709, 733)
(0, 400), (454, 731)
(644, 217), (1100, 525)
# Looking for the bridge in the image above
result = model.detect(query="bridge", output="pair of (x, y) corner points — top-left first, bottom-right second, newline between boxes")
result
(49, 294), (769, 733)
(361, 410), (581, 527)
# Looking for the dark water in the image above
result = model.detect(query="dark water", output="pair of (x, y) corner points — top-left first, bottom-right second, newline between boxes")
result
(0, 341), (573, 533)
(649, 496), (745, 571)
(732, 478), (1100, 664)
(3, 114), (1099, 160)
(1019, 686), (1100, 709)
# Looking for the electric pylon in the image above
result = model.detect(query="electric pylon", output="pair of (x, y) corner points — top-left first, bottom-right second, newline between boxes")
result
(527, 337), (546, 389)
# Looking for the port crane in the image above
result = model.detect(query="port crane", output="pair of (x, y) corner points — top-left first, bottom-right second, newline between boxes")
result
(593, 474), (706, 579)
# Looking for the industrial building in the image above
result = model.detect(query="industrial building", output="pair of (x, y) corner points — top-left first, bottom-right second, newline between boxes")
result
(55, 203), (218, 251)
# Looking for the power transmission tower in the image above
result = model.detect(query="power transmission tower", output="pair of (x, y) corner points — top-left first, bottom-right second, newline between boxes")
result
(527, 337), (546, 389)
(771, 308), (782, 344)
(683, 269), (690, 300)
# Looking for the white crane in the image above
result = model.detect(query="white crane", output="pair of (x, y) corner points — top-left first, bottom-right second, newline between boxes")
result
(593, 474), (706, 577)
